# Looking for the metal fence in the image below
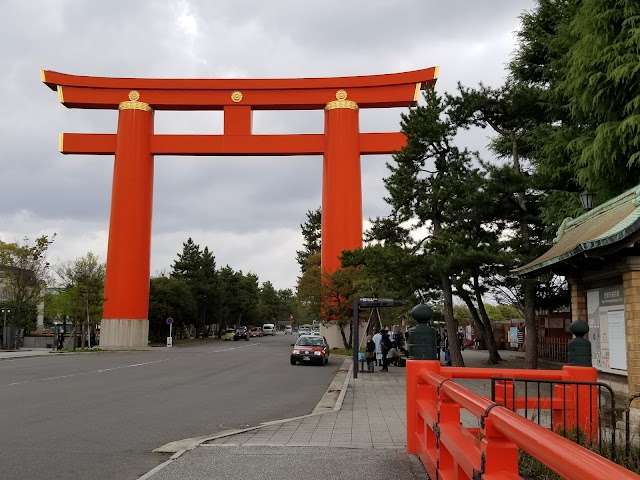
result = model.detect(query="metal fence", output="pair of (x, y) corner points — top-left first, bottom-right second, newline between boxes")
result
(491, 377), (640, 471)
(406, 360), (639, 480)
(538, 336), (569, 362)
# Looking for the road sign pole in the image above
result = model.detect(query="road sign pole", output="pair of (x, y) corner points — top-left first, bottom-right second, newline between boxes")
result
(167, 317), (174, 347)
(353, 299), (359, 379)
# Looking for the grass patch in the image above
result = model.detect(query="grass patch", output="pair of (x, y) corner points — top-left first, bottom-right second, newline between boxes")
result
(517, 426), (640, 478)
(331, 347), (353, 357)
(519, 450), (563, 480)
(331, 347), (366, 357)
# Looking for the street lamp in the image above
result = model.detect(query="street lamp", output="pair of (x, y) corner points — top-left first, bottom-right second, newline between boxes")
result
(1, 308), (10, 349)
(580, 190), (596, 210)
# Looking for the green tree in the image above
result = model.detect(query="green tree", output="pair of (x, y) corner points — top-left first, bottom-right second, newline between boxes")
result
(560, 0), (640, 197)
(171, 239), (218, 336)
(509, 0), (640, 226)
(296, 208), (321, 273)
(215, 267), (261, 329)
(148, 276), (197, 342)
(296, 253), (322, 324)
(449, 81), (548, 368)
(0, 235), (54, 343)
(377, 89), (488, 366)
(276, 288), (295, 323)
(259, 281), (280, 324)
(54, 252), (106, 348)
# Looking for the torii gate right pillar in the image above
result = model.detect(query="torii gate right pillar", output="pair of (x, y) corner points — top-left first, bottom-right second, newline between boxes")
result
(322, 91), (362, 274)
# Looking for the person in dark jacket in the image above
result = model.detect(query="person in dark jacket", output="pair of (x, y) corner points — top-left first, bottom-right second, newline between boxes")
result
(381, 330), (393, 372)
(365, 335), (376, 373)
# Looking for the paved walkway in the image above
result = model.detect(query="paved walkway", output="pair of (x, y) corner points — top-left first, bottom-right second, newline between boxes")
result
(145, 349), (546, 479)
(206, 366), (407, 448)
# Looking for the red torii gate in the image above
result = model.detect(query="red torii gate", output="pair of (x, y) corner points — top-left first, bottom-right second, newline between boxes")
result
(42, 67), (438, 348)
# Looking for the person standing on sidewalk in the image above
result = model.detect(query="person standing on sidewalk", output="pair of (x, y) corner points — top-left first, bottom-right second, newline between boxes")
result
(381, 330), (392, 372)
(365, 334), (376, 373)
(372, 329), (382, 366)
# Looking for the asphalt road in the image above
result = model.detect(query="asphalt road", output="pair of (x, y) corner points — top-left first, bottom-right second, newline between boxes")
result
(0, 334), (341, 480)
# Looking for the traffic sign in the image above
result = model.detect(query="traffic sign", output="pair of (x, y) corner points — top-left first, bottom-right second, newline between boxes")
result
(166, 317), (174, 325)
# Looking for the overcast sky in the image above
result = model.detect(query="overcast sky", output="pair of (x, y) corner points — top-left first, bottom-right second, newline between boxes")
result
(0, 0), (534, 291)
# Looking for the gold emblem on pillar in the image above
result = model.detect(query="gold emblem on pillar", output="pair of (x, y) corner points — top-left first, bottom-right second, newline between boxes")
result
(231, 91), (243, 103)
(325, 89), (358, 111)
(118, 90), (153, 112)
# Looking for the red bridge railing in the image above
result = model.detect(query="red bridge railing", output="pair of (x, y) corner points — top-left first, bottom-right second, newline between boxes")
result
(406, 360), (640, 480)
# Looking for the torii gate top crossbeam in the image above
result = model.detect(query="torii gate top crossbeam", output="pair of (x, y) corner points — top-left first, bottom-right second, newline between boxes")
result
(41, 67), (438, 111)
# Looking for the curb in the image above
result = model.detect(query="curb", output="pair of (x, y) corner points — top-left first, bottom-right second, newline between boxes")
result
(334, 359), (353, 411)
(143, 357), (354, 479)
(0, 353), (56, 361)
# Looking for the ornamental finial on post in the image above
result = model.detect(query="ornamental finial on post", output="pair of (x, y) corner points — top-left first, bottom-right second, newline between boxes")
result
(118, 90), (153, 113)
(408, 301), (437, 360)
(325, 89), (358, 111)
(568, 318), (591, 366)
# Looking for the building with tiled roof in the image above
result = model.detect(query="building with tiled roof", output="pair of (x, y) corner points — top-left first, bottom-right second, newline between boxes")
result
(515, 186), (640, 393)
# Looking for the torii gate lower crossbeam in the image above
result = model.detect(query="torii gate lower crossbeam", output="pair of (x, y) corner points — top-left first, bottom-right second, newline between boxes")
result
(42, 67), (438, 348)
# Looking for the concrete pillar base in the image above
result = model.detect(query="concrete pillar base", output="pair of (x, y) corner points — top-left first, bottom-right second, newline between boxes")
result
(100, 319), (149, 349)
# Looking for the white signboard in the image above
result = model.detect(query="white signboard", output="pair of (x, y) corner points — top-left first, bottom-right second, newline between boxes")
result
(586, 285), (626, 374)
(608, 310), (627, 371)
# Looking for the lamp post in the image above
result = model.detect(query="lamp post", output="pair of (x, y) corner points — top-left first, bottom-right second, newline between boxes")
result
(580, 190), (596, 210)
(1, 308), (10, 349)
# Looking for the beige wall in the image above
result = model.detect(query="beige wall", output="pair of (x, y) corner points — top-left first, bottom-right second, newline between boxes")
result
(320, 322), (367, 351)
(624, 270), (640, 394)
(570, 281), (588, 321)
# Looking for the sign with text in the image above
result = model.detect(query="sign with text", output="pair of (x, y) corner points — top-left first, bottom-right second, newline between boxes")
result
(358, 298), (406, 308)
(587, 285), (626, 373)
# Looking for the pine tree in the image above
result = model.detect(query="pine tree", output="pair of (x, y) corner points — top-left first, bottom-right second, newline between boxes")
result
(296, 208), (321, 273)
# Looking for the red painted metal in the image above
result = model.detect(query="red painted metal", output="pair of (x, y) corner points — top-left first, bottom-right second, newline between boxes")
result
(407, 360), (640, 480)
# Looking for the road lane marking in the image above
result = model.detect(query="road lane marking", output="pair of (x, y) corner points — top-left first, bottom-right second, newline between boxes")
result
(6, 342), (261, 386)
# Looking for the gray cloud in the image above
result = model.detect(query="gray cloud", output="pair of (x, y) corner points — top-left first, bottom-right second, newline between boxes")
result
(0, 0), (534, 289)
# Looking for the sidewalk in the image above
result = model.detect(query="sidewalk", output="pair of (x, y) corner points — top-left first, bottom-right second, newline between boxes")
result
(0, 348), (54, 360)
(143, 349), (535, 479)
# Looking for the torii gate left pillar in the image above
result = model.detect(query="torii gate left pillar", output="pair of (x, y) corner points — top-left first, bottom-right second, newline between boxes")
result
(102, 92), (155, 347)
(42, 67), (438, 348)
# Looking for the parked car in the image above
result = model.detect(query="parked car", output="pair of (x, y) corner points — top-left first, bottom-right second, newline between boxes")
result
(223, 328), (235, 341)
(290, 335), (330, 366)
(249, 326), (263, 337)
(298, 325), (311, 336)
(284, 325), (293, 334)
(234, 326), (249, 341)
(262, 324), (275, 336)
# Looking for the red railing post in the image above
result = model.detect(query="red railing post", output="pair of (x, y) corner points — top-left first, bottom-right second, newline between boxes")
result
(406, 360), (420, 454)
(481, 416), (520, 479)
(437, 393), (461, 475)
(407, 360), (441, 454)
(563, 365), (599, 441)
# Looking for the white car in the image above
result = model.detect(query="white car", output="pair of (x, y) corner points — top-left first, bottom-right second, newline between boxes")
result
(262, 324), (275, 336)
(298, 327), (311, 336)
(284, 325), (293, 334)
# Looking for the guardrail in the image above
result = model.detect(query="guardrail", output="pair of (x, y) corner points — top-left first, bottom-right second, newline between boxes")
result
(406, 360), (640, 480)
